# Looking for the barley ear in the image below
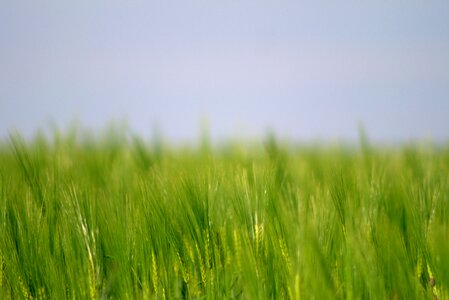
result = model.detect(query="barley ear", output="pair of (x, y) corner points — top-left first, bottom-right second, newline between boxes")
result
(151, 250), (159, 297)
(0, 255), (3, 289)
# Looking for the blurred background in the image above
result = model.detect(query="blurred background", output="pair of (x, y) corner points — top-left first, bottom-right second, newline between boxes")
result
(1, 1), (449, 143)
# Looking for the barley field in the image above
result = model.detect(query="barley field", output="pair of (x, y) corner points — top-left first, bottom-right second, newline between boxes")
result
(1, 131), (448, 299)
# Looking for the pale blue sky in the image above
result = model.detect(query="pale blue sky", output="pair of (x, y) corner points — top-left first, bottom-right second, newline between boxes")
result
(1, 1), (449, 142)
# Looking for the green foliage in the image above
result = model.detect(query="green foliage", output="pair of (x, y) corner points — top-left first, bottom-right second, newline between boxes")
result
(0, 132), (448, 299)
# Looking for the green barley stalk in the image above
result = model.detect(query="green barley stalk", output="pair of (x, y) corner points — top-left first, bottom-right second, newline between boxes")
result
(1, 130), (448, 299)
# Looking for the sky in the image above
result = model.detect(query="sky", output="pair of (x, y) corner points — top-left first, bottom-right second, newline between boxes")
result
(1, 1), (449, 143)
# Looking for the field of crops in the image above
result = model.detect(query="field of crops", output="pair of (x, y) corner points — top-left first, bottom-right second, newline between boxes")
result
(1, 131), (448, 299)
